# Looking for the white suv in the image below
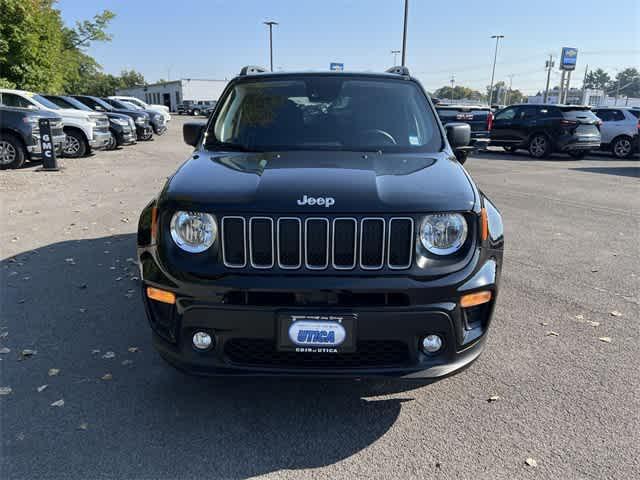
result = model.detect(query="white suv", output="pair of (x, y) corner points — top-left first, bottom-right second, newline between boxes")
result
(109, 96), (171, 123)
(0, 89), (111, 158)
(593, 107), (639, 159)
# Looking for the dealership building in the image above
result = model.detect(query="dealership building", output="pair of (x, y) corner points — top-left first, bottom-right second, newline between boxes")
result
(116, 78), (228, 112)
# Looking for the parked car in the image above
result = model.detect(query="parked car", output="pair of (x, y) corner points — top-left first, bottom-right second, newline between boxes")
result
(136, 66), (504, 379)
(72, 95), (153, 141)
(43, 95), (136, 150)
(189, 100), (216, 116)
(0, 89), (110, 158)
(490, 104), (601, 159)
(101, 97), (166, 135)
(108, 96), (171, 123)
(0, 106), (65, 169)
(202, 101), (218, 117)
(176, 101), (195, 115)
(435, 105), (492, 162)
(592, 107), (639, 159)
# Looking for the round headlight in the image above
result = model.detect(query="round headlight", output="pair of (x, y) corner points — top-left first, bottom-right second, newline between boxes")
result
(419, 213), (468, 255)
(170, 211), (217, 253)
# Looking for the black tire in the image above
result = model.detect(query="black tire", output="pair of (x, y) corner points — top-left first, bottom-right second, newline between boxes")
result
(568, 150), (588, 160)
(63, 129), (87, 158)
(106, 131), (118, 150)
(192, 109), (200, 116)
(611, 136), (634, 159)
(503, 145), (518, 153)
(0, 133), (26, 169)
(528, 134), (552, 159)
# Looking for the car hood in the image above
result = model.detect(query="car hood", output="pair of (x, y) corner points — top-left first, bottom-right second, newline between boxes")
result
(55, 108), (94, 121)
(160, 150), (477, 213)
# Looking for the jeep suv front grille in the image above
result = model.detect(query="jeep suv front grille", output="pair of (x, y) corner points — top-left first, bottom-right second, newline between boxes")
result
(221, 216), (414, 271)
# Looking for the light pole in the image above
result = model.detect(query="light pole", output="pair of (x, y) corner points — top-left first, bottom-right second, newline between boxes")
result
(401, 0), (409, 66)
(543, 54), (554, 103)
(488, 34), (504, 107)
(449, 74), (455, 103)
(391, 50), (401, 66)
(263, 21), (278, 72)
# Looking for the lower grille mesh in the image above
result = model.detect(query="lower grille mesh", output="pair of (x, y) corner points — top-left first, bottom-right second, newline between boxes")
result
(224, 339), (411, 368)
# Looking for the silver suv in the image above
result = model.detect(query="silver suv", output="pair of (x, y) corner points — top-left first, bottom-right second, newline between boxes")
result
(593, 107), (639, 159)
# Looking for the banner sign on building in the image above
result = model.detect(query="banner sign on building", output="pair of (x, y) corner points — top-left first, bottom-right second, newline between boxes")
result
(330, 63), (344, 71)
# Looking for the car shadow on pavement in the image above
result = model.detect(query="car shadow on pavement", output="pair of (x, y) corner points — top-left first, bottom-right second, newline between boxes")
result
(571, 166), (640, 178)
(1, 234), (434, 479)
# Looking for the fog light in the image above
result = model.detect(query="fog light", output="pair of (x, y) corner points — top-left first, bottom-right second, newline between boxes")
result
(192, 331), (213, 350)
(421, 334), (443, 354)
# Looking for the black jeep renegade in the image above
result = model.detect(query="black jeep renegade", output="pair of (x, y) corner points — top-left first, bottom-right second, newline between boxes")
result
(137, 66), (504, 378)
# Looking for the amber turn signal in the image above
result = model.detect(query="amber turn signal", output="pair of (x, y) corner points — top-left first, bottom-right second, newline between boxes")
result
(147, 287), (175, 304)
(480, 208), (488, 242)
(460, 290), (492, 308)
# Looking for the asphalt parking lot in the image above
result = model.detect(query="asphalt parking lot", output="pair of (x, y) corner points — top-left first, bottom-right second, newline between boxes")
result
(1, 117), (638, 480)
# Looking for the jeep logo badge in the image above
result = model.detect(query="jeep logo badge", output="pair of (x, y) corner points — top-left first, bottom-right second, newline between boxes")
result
(297, 195), (335, 207)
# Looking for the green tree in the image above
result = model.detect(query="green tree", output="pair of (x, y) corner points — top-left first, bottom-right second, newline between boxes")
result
(583, 68), (611, 90)
(608, 68), (640, 98)
(118, 70), (146, 89)
(0, 0), (115, 93)
(433, 85), (483, 101)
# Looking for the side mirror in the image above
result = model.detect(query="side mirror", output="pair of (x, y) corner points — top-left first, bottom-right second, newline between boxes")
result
(445, 122), (471, 149)
(183, 121), (206, 147)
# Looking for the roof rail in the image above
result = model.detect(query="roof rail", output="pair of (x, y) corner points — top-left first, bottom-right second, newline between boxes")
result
(385, 66), (410, 76)
(239, 65), (269, 76)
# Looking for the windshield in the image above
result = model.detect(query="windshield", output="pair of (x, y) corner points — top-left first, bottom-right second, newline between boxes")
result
(123, 98), (145, 108)
(32, 94), (61, 110)
(207, 76), (442, 152)
(122, 101), (142, 110)
(60, 96), (93, 111)
(103, 98), (128, 109)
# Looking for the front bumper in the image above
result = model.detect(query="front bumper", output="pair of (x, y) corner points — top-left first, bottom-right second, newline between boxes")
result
(89, 130), (111, 150)
(139, 249), (501, 378)
(113, 126), (137, 146)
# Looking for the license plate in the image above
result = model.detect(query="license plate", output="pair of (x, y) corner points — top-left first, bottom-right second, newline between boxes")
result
(277, 313), (357, 353)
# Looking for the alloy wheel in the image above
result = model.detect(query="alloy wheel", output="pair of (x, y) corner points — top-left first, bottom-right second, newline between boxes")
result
(613, 138), (632, 158)
(0, 140), (17, 166)
(64, 135), (81, 155)
(530, 136), (547, 158)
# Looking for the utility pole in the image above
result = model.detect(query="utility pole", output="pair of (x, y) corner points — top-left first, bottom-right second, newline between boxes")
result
(505, 74), (514, 105)
(564, 70), (572, 103)
(581, 64), (589, 104)
(263, 21), (278, 72)
(401, 0), (409, 66)
(449, 74), (455, 103)
(488, 35), (504, 107)
(558, 70), (566, 105)
(614, 77), (620, 105)
(543, 55), (554, 104)
(391, 50), (401, 66)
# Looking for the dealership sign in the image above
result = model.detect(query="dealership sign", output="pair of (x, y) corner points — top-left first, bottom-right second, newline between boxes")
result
(330, 62), (344, 71)
(560, 47), (578, 71)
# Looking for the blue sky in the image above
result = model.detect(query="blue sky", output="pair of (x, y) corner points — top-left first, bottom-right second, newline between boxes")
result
(58, 0), (639, 94)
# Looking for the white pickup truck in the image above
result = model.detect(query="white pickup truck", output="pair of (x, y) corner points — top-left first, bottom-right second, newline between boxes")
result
(109, 96), (171, 123)
(0, 89), (111, 158)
